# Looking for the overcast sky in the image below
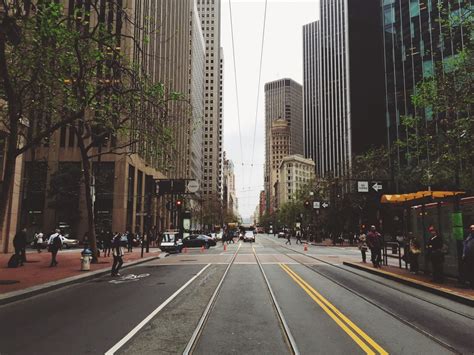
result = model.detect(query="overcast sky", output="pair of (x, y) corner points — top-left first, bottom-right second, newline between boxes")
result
(221, 0), (319, 220)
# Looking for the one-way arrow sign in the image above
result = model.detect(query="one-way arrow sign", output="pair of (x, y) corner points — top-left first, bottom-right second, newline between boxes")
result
(322, 202), (329, 208)
(372, 182), (383, 192)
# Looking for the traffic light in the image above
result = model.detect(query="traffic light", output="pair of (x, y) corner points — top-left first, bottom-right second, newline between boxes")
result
(176, 199), (183, 209)
(304, 200), (310, 209)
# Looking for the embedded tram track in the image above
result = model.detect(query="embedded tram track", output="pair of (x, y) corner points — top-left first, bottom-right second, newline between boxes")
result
(183, 242), (300, 355)
(264, 237), (470, 354)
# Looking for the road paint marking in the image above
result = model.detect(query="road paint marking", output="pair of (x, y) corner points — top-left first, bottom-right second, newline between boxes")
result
(105, 263), (211, 355)
(109, 273), (150, 284)
(280, 263), (388, 355)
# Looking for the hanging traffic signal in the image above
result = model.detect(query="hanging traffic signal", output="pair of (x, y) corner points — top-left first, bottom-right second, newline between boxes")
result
(176, 199), (183, 209)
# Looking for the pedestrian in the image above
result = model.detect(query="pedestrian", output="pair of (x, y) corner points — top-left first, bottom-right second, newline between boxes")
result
(462, 225), (474, 289)
(34, 232), (44, 253)
(126, 230), (133, 252)
(296, 228), (302, 244)
(358, 233), (368, 263)
(426, 226), (444, 283)
(13, 227), (28, 266)
(48, 229), (62, 267)
(103, 230), (112, 257)
(367, 225), (383, 268)
(111, 232), (124, 277)
(408, 235), (421, 274)
(285, 231), (291, 245)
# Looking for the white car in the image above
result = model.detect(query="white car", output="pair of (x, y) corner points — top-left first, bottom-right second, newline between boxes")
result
(243, 231), (255, 243)
(60, 235), (79, 248)
(159, 232), (183, 253)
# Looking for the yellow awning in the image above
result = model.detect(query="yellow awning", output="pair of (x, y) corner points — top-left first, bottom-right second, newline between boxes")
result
(381, 191), (465, 204)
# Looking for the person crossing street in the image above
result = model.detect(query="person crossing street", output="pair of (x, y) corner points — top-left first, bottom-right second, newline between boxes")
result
(367, 225), (382, 268)
(111, 232), (124, 277)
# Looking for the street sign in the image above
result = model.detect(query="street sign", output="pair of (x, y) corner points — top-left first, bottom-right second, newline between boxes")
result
(372, 182), (383, 192)
(313, 201), (320, 209)
(187, 180), (199, 193)
(322, 202), (329, 208)
(357, 181), (369, 193)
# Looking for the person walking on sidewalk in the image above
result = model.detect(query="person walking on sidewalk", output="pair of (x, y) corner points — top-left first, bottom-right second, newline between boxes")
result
(126, 230), (134, 253)
(13, 227), (28, 266)
(34, 232), (44, 253)
(358, 233), (368, 263)
(462, 225), (474, 289)
(48, 229), (62, 267)
(111, 233), (124, 276)
(103, 230), (112, 257)
(426, 226), (444, 283)
(367, 225), (382, 268)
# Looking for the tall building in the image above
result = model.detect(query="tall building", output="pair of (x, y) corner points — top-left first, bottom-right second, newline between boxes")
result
(223, 152), (238, 218)
(19, 0), (205, 239)
(197, 0), (224, 205)
(269, 119), (291, 212)
(303, 0), (385, 179)
(278, 155), (315, 208)
(382, 0), (470, 176)
(264, 78), (303, 213)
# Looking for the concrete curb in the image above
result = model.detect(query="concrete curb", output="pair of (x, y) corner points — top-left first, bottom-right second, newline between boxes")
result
(343, 261), (474, 307)
(0, 255), (160, 307)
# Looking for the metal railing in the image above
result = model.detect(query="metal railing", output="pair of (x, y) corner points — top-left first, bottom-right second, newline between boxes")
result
(383, 242), (408, 269)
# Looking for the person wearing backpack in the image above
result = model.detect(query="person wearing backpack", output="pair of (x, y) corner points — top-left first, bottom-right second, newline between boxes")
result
(48, 229), (62, 267)
(462, 225), (474, 289)
(111, 233), (124, 276)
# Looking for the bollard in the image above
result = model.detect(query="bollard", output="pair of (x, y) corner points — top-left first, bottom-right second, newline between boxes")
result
(304, 243), (308, 252)
(224, 243), (227, 251)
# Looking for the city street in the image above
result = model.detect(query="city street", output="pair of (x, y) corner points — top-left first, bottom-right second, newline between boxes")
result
(1, 235), (472, 354)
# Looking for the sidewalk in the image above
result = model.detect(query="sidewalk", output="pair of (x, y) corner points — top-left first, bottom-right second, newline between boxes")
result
(0, 248), (161, 297)
(343, 261), (474, 306)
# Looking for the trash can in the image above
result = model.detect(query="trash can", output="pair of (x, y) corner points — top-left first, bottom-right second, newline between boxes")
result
(81, 248), (93, 271)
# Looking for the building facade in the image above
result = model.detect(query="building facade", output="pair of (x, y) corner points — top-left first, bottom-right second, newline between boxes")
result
(223, 153), (238, 218)
(197, 0), (224, 205)
(382, 0), (471, 176)
(18, 0), (206, 240)
(303, 0), (386, 179)
(269, 119), (291, 213)
(278, 155), (316, 208)
(264, 78), (303, 214)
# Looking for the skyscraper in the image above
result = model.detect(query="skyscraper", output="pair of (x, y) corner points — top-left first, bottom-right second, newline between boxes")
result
(382, 0), (470, 175)
(264, 78), (303, 214)
(303, 0), (386, 179)
(197, 0), (224, 205)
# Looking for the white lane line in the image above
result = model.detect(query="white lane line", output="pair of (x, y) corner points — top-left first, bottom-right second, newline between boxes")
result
(104, 263), (211, 355)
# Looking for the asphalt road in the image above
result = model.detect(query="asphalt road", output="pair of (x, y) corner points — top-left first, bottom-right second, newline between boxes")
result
(1, 234), (472, 354)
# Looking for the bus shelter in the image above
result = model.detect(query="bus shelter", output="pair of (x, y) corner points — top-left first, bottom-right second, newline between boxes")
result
(380, 191), (468, 277)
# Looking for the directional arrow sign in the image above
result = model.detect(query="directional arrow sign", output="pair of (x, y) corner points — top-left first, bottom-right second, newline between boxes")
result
(372, 182), (383, 192)
(322, 202), (329, 208)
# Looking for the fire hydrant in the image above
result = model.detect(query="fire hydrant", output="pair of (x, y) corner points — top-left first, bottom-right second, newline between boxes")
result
(81, 248), (93, 271)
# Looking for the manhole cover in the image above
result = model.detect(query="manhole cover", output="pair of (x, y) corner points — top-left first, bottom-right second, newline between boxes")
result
(180, 259), (198, 262)
(156, 282), (166, 285)
(0, 280), (20, 285)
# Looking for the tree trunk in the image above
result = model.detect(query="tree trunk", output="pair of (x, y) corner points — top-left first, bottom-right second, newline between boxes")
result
(75, 127), (99, 262)
(0, 37), (20, 248)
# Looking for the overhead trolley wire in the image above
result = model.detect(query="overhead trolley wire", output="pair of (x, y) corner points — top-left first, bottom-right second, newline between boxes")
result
(228, 0), (244, 165)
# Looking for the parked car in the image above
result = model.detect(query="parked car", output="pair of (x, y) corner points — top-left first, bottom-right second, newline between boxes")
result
(243, 231), (255, 243)
(159, 232), (183, 253)
(60, 235), (80, 249)
(278, 231), (287, 239)
(183, 235), (216, 249)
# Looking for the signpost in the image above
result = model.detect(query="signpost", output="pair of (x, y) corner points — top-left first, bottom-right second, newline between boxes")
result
(313, 201), (320, 209)
(372, 182), (383, 192)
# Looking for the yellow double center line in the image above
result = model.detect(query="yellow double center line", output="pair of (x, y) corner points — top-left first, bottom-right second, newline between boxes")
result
(279, 263), (388, 355)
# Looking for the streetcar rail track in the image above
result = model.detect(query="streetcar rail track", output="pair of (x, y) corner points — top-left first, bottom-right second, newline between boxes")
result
(274, 239), (473, 320)
(267, 238), (467, 354)
(183, 242), (300, 355)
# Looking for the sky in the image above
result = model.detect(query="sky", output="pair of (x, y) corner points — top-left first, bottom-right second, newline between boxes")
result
(221, 0), (319, 220)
